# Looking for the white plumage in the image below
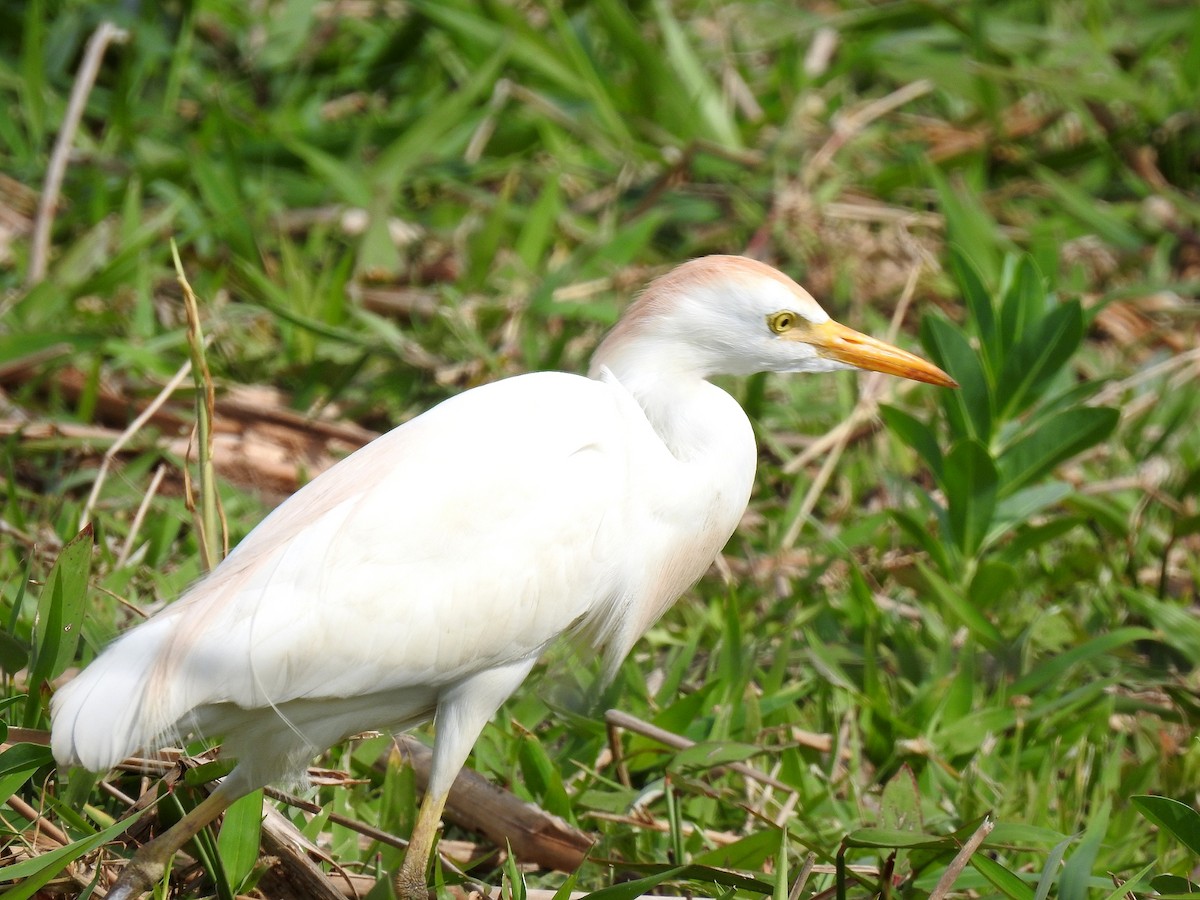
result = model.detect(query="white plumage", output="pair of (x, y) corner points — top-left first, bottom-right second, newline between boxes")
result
(51, 256), (954, 900)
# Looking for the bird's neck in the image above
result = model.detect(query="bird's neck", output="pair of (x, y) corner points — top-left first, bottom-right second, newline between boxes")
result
(592, 367), (749, 469)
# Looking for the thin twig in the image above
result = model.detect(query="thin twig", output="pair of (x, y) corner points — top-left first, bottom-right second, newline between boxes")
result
(604, 709), (795, 794)
(927, 816), (994, 900)
(28, 22), (129, 285)
(583, 810), (738, 846)
(172, 241), (225, 570)
(607, 715), (632, 789)
(263, 786), (410, 852)
(788, 852), (817, 900)
(804, 80), (934, 188)
(117, 462), (168, 567)
(5, 793), (71, 847)
(79, 360), (194, 531)
(1089, 346), (1200, 408)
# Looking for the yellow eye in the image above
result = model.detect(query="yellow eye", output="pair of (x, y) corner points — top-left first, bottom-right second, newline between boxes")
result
(767, 310), (798, 334)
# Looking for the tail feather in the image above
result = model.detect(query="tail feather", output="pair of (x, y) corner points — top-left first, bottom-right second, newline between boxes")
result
(50, 615), (184, 772)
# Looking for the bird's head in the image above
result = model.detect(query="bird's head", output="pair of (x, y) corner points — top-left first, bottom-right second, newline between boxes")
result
(591, 255), (957, 388)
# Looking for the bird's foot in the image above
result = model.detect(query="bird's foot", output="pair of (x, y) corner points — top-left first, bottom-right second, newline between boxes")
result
(394, 867), (433, 900)
(105, 856), (166, 900)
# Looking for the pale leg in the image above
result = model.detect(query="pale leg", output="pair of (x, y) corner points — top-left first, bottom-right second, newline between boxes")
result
(394, 657), (537, 900)
(107, 784), (237, 900)
(394, 785), (450, 900)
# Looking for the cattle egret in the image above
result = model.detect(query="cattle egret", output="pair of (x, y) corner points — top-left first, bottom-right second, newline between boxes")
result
(51, 255), (955, 899)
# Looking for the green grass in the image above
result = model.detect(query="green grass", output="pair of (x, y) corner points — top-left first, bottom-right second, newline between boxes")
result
(2, 0), (1199, 897)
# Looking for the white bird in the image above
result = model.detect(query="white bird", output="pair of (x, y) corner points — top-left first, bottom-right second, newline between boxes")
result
(51, 255), (954, 899)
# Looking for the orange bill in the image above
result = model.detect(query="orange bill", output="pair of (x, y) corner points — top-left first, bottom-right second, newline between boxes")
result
(802, 320), (958, 387)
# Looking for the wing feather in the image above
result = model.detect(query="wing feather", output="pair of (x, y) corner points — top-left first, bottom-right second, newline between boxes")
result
(52, 372), (636, 770)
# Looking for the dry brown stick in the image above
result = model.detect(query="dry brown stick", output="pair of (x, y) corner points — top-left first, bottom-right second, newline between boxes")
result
(28, 21), (129, 285)
(788, 852), (817, 900)
(263, 786), (410, 853)
(6, 792), (72, 848)
(804, 80), (934, 189)
(117, 462), (168, 567)
(174, 242), (225, 569)
(0, 343), (73, 380)
(927, 816), (994, 900)
(1090, 346), (1200, 408)
(79, 359), (194, 531)
(257, 803), (350, 900)
(603, 709), (794, 794)
(606, 715), (633, 789)
(584, 810), (737, 846)
(387, 735), (594, 874)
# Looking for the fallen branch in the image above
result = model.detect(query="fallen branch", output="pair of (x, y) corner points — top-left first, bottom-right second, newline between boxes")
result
(385, 735), (594, 875)
(28, 21), (129, 285)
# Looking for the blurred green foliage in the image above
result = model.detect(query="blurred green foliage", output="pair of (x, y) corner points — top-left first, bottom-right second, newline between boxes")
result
(2, 0), (1199, 897)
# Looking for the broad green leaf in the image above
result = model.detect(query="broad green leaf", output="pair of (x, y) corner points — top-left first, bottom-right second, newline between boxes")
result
(653, 0), (741, 149)
(1000, 515), (1083, 562)
(772, 829), (788, 900)
(1035, 166), (1143, 251)
(0, 808), (146, 899)
(0, 630), (29, 677)
(1058, 799), (1109, 900)
(1122, 589), (1200, 662)
(1132, 795), (1200, 856)
(0, 741), (54, 779)
(999, 256), (1047, 356)
(916, 561), (1003, 649)
(988, 482), (1074, 544)
(1065, 493), (1131, 538)
(880, 766), (923, 832)
(28, 524), (93, 725)
(693, 827), (780, 868)
(934, 705), (1018, 757)
(217, 789), (264, 893)
(968, 559), (1017, 611)
(842, 827), (956, 849)
(1098, 862), (1159, 900)
(515, 174), (562, 271)
(667, 740), (761, 773)
(1010, 628), (1155, 696)
(997, 300), (1083, 419)
(943, 439), (999, 558)
(891, 508), (954, 577)
(880, 404), (944, 484)
(988, 823), (1069, 845)
(286, 140), (373, 207)
(927, 164), (1014, 283)
(996, 407), (1118, 496)
(550, 869), (581, 900)
(1034, 835), (1077, 900)
(0, 743), (54, 805)
(586, 863), (773, 899)
(517, 733), (573, 820)
(921, 316), (992, 443)
(972, 854), (1035, 900)
(1150, 874), (1200, 895)
(949, 247), (998, 373)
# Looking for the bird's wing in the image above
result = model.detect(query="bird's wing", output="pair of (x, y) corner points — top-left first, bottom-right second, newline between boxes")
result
(147, 372), (649, 715)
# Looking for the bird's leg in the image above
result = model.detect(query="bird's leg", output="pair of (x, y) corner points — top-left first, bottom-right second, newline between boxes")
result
(395, 658), (539, 900)
(394, 786), (449, 900)
(106, 785), (236, 900)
